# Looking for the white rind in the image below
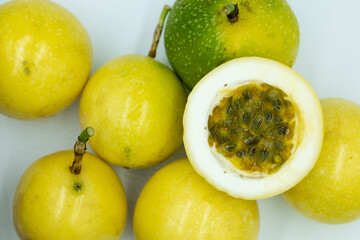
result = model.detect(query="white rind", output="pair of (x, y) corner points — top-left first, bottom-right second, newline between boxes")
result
(183, 57), (324, 200)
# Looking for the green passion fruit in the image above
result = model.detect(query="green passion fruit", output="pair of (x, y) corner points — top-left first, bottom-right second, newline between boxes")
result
(283, 98), (360, 224)
(183, 57), (323, 200)
(165, 0), (300, 89)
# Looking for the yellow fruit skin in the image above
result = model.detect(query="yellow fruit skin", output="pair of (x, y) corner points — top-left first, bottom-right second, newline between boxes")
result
(133, 159), (260, 240)
(283, 98), (360, 224)
(13, 151), (127, 239)
(79, 55), (186, 168)
(0, 0), (92, 120)
(217, 1), (299, 67)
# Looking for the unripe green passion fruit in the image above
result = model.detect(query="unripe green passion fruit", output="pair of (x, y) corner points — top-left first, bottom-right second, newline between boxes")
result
(183, 57), (323, 200)
(283, 98), (360, 224)
(165, 0), (300, 89)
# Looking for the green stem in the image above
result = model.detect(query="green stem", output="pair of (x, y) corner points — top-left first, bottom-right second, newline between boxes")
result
(78, 127), (94, 142)
(148, 5), (171, 58)
(69, 127), (94, 175)
(222, 3), (239, 23)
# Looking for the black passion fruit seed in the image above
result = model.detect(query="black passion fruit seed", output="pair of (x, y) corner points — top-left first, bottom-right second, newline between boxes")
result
(208, 83), (296, 175)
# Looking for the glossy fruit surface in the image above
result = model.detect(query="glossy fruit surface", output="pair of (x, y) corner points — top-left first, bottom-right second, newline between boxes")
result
(13, 151), (127, 239)
(165, 0), (299, 89)
(133, 158), (260, 240)
(183, 57), (323, 200)
(79, 55), (186, 168)
(283, 98), (360, 224)
(0, 0), (92, 120)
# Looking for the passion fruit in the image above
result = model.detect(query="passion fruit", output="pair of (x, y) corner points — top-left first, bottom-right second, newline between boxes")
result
(0, 0), (92, 120)
(283, 98), (360, 224)
(13, 128), (127, 240)
(79, 6), (187, 168)
(79, 55), (186, 168)
(183, 57), (323, 200)
(133, 158), (260, 240)
(165, 0), (300, 89)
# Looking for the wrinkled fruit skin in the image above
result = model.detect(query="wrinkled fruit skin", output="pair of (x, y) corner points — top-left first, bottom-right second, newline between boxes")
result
(13, 151), (127, 240)
(133, 158), (260, 240)
(165, 0), (299, 89)
(79, 55), (187, 168)
(0, 0), (92, 120)
(283, 98), (360, 224)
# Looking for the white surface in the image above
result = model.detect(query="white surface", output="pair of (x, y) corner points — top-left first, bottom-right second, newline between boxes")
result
(0, 0), (360, 239)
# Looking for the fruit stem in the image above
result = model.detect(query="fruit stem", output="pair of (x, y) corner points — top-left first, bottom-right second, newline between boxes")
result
(148, 4), (171, 58)
(222, 3), (239, 23)
(69, 127), (94, 175)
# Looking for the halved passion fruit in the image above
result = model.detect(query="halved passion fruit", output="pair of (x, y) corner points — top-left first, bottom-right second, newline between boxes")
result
(183, 57), (323, 200)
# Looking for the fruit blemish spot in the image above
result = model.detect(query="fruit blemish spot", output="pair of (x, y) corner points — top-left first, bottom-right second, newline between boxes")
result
(208, 82), (296, 176)
(24, 68), (30, 75)
(73, 180), (82, 192)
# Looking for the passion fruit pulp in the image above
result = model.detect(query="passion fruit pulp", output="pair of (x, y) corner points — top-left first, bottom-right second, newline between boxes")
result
(183, 57), (323, 200)
(208, 82), (296, 176)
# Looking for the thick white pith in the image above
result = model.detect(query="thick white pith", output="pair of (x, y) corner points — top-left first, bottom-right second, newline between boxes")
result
(183, 57), (323, 200)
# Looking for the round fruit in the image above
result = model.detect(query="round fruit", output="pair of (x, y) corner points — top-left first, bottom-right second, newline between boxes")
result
(283, 98), (360, 224)
(13, 151), (127, 239)
(0, 0), (92, 120)
(79, 55), (186, 168)
(183, 57), (323, 200)
(165, 0), (300, 89)
(133, 158), (260, 240)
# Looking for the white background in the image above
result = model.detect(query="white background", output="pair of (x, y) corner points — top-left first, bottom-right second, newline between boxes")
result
(1, 0), (360, 239)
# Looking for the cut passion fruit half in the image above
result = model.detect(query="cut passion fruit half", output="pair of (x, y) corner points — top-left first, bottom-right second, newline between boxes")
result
(183, 57), (323, 200)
